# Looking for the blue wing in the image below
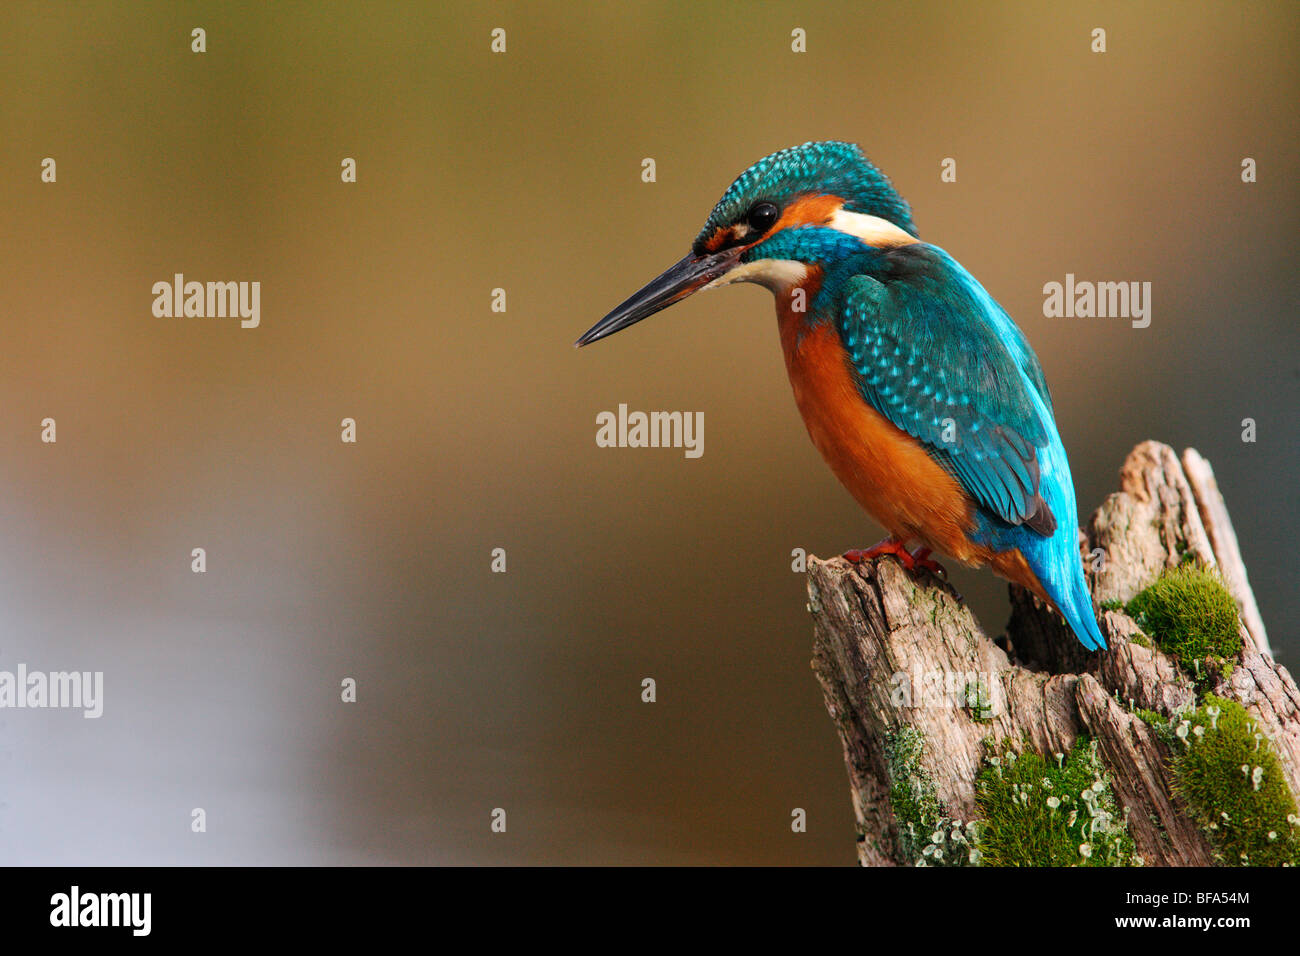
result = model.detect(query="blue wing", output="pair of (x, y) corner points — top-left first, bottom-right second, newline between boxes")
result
(833, 244), (1057, 535)
(830, 241), (1106, 650)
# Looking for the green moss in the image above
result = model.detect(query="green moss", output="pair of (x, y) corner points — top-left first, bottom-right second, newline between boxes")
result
(1126, 566), (1241, 686)
(974, 736), (1136, 866)
(1169, 696), (1300, 866)
(884, 727), (978, 866)
(1129, 632), (1152, 649)
(1100, 599), (1125, 612)
(1134, 708), (1165, 727)
(885, 727), (940, 840)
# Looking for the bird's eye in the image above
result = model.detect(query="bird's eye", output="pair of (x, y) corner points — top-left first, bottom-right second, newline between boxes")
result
(746, 202), (779, 234)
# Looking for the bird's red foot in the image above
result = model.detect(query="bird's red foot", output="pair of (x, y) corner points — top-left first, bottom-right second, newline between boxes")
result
(844, 540), (948, 579)
(843, 538), (912, 566)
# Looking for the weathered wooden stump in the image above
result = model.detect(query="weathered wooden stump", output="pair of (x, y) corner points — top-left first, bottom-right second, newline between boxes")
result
(808, 441), (1298, 866)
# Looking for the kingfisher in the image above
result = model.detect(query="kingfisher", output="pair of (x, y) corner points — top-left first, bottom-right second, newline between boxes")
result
(576, 141), (1105, 651)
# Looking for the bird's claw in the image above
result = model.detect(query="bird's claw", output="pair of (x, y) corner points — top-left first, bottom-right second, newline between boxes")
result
(844, 540), (949, 581)
(908, 547), (949, 580)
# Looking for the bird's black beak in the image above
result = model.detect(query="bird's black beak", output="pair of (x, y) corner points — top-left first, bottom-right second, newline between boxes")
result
(575, 247), (742, 347)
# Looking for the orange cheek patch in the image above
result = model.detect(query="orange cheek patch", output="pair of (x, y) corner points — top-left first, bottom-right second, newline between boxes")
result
(772, 194), (845, 232)
(704, 194), (844, 253)
(702, 225), (736, 253)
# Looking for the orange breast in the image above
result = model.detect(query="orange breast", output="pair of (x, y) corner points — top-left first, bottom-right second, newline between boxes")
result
(777, 302), (983, 564)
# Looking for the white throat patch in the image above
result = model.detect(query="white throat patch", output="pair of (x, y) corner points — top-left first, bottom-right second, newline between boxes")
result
(703, 258), (808, 293)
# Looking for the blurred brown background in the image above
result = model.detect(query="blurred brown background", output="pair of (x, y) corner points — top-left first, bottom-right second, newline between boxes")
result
(0, 1), (1295, 864)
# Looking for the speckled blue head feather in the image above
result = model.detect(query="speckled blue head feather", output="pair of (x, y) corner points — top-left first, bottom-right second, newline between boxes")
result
(694, 141), (916, 249)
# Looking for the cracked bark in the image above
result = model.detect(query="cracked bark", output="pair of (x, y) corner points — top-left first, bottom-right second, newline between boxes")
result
(807, 441), (1297, 866)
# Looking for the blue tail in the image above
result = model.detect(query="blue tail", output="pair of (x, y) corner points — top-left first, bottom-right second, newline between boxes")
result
(1032, 425), (1106, 650)
(976, 512), (1107, 651)
(971, 430), (1106, 651)
(1054, 556), (1107, 651)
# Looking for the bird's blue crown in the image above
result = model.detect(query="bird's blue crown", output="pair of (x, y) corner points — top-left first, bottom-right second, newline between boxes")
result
(694, 141), (916, 246)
